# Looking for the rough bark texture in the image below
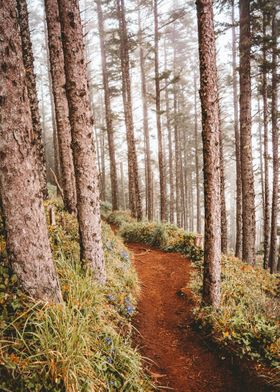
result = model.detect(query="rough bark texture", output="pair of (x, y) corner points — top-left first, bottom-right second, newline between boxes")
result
(269, 12), (279, 274)
(96, 0), (119, 211)
(116, 0), (142, 221)
(239, 0), (256, 265)
(154, 0), (167, 222)
(45, 0), (77, 214)
(138, 5), (153, 221)
(0, 0), (62, 302)
(57, 0), (106, 283)
(194, 74), (202, 234)
(196, 0), (221, 308)
(16, 0), (48, 200)
(219, 107), (228, 254)
(231, 0), (242, 259)
(262, 12), (270, 269)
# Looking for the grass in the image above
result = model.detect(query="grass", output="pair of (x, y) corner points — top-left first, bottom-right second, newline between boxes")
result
(0, 202), (152, 391)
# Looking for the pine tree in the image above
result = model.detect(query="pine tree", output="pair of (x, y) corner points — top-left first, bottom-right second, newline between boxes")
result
(16, 0), (48, 199)
(57, 0), (106, 283)
(44, 0), (77, 214)
(239, 0), (256, 265)
(0, 0), (62, 302)
(196, 0), (221, 308)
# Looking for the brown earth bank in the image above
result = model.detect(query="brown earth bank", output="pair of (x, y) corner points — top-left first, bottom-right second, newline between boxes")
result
(126, 242), (273, 392)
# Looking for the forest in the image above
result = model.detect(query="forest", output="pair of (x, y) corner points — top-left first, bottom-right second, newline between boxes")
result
(0, 0), (279, 391)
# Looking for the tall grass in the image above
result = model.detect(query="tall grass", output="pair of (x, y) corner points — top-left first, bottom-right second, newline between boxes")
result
(0, 206), (152, 391)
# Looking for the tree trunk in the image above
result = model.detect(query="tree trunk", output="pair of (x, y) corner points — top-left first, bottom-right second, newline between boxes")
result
(174, 86), (181, 227)
(57, 0), (106, 283)
(45, 0), (77, 213)
(231, 0), (242, 259)
(116, 0), (142, 220)
(154, 0), (167, 222)
(196, 0), (221, 308)
(194, 74), (202, 233)
(96, 0), (119, 211)
(138, 5), (153, 221)
(262, 12), (270, 269)
(16, 0), (48, 200)
(120, 162), (127, 210)
(0, 1), (62, 302)
(269, 12), (279, 274)
(100, 129), (106, 201)
(219, 108), (228, 254)
(239, 0), (256, 265)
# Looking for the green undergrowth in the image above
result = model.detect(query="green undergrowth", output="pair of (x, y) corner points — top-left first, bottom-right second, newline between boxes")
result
(106, 210), (135, 228)
(108, 210), (280, 389)
(0, 200), (152, 391)
(190, 256), (280, 388)
(107, 211), (203, 262)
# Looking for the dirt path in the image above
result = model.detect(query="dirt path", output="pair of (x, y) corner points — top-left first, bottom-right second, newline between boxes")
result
(128, 242), (244, 392)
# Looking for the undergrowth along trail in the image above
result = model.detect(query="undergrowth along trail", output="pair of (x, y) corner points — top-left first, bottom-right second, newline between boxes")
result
(127, 242), (266, 392)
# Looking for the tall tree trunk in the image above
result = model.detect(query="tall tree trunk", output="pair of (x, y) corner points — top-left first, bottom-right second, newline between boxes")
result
(196, 0), (221, 308)
(258, 97), (265, 219)
(16, 0), (48, 200)
(164, 38), (174, 224)
(0, 0), (62, 302)
(120, 162), (126, 210)
(100, 130), (106, 201)
(239, 0), (256, 265)
(262, 12), (270, 269)
(96, 0), (118, 211)
(219, 108), (228, 254)
(116, 0), (142, 220)
(231, 0), (242, 259)
(269, 12), (279, 274)
(57, 0), (106, 283)
(45, 0), (77, 213)
(166, 86), (175, 224)
(138, 5), (153, 220)
(154, 0), (167, 221)
(194, 74), (202, 234)
(174, 86), (181, 227)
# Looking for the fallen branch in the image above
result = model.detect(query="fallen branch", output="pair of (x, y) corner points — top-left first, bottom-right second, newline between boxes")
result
(50, 168), (64, 198)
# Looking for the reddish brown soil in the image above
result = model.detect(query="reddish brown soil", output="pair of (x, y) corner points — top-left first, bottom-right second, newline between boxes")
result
(128, 243), (244, 392)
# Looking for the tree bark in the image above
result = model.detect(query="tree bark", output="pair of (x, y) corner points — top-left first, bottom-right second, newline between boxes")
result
(154, 0), (167, 222)
(0, 0), (62, 302)
(231, 0), (242, 259)
(57, 0), (106, 283)
(196, 0), (221, 308)
(239, 0), (256, 265)
(96, 0), (119, 211)
(269, 12), (279, 274)
(262, 12), (270, 269)
(219, 108), (228, 254)
(45, 0), (77, 214)
(194, 74), (202, 233)
(116, 0), (142, 220)
(138, 5), (153, 221)
(16, 0), (48, 200)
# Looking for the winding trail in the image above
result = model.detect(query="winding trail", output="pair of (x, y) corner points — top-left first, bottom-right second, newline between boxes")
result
(127, 242), (244, 392)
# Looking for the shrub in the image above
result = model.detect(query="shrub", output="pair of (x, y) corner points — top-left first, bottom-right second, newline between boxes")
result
(107, 211), (136, 228)
(0, 206), (152, 391)
(120, 221), (203, 262)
